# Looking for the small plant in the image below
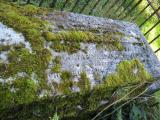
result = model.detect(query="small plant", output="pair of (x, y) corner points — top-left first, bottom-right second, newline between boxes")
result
(50, 113), (59, 120)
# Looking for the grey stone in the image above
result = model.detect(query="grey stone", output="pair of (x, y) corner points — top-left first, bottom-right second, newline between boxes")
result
(43, 11), (160, 89)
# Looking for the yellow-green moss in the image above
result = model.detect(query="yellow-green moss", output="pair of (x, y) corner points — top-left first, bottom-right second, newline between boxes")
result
(18, 4), (49, 16)
(52, 56), (62, 73)
(12, 77), (38, 104)
(44, 31), (124, 52)
(44, 31), (96, 42)
(0, 76), (38, 110)
(58, 71), (74, 94)
(0, 2), (151, 118)
(51, 64), (61, 73)
(58, 80), (74, 94)
(60, 71), (73, 81)
(1, 48), (52, 89)
(0, 1), (49, 51)
(0, 1), (54, 92)
(0, 1), (124, 53)
(53, 56), (61, 64)
(77, 72), (91, 93)
(103, 59), (153, 88)
(0, 1), (124, 52)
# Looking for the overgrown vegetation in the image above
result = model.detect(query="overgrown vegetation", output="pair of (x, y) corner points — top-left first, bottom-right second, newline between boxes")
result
(0, 0), (125, 54)
(104, 59), (152, 88)
(44, 30), (124, 53)
(0, 1), (159, 120)
(0, 58), (155, 119)
(58, 71), (74, 94)
(14, 0), (160, 57)
(77, 72), (91, 93)
(0, 76), (38, 110)
(0, 1), (125, 107)
(0, 1), (49, 51)
(52, 56), (62, 73)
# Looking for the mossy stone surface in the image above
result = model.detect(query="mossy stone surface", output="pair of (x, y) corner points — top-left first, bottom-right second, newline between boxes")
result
(0, 1), (160, 120)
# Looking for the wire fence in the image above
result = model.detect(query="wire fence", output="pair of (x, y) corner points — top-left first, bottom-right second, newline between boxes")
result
(12, 0), (160, 58)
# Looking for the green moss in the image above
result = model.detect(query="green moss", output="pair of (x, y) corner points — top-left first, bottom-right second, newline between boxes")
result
(44, 31), (124, 52)
(0, 82), (13, 110)
(18, 4), (49, 16)
(53, 56), (61, 64)
(51, 40), (81, 53)
(77, 72), (91, 93)
(0, 1), (49, 51)
(0, 0), (53, 104)
(44, 31), (96, 42)
(1, 58), (152, 119)
(60, 71), (72, 81)
(13, 77), (38, 104)
(44, 31), (123, 43)
(0, 45), (10, 51)
(51, 64), (61, 73)
(0, 2), (153, 119)
(58, 71), (74, 94)
(103, 59), (153, 88)
(96, 41), (124, 51)
(58, 80), (74, 94)
(0, 85), (115, 119)
(1, 48), (52, 89)
(0, 76), (38, 110)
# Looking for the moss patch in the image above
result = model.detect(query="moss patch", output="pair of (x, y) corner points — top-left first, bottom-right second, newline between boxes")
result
(77, 72), (91, 93)
(1, 48), (52, 89)
(51, 64), (61, 73)
(0, 59), (154, 119)
(103, 59), (153, 88)
(44, 31), (124, 53)
(0, 1), (124, 54)
(58, 71), (74, 94)
(0, 1), (50, 51)
(0, 76), (38, 110)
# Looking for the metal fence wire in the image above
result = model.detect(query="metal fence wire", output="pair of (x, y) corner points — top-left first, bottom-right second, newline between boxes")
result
(13, 0), (160, 57)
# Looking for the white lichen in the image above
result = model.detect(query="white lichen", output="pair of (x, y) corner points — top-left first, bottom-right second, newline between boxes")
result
(0, 22), (32, 52)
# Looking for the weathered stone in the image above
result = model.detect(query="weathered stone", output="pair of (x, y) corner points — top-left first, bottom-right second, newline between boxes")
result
(44, 12), (160, 88)
(0, 11), (160, 93)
